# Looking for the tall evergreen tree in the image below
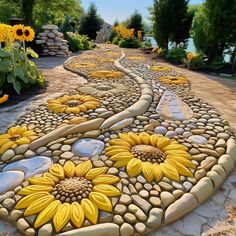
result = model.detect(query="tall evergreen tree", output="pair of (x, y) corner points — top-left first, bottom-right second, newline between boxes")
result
(79, 3), (103, 40)
(127, 10), (144, 35)
(152, 0), (193, 49)
(152, 0), (175, 50)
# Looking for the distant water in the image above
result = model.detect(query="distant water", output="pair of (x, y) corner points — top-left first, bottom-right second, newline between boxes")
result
(146, 36), (196, 52)
(147, 36), (230, 62)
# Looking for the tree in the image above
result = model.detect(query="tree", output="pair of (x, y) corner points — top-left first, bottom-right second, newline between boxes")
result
(127, 10), (144, 36)
(191, 0), (236, 63)
(79, 3), (103, 40)
(170, 0), (193, 44)
(152, 0), (175, 50)
(151, 0), (194, 49)
(0, 0), (84, 32)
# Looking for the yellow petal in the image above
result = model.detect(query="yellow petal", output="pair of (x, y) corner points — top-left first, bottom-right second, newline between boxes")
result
(85, 167), (108, 180)
(166, 155), (195, 168)
(15, 192), (50, 209)
(157, 137), (171, 149)
(153, 163), (163, 181)
(118, 133), (136, 146)
(15, 137), (30, 145)
(128, 132), (141, 145)
(78, 104), (88, 112)
(126, 158), (142, 177)
(63, 161), (75, 177)
(24, 195), (54, 216)
(53, 203), (71, 233)
(75, 160), (92, 177)
(150, 134), (160, 146)
(0, 139), (10, 146)
(106, 149), (130, 157)
(16, 126), (27, 135)
(49, 164), (65, 179)
(109, 152), (133, 161)
(109, 139), (131, 147)
(113, 159), (130, 168)
(105, 145), (130, 152)
(165, 150), (190, 157)
(28, 177), (55, 186)
(142, 162), (155, 182)
(89, 192), (112, 212)
(93, 184), (121, 197)
(162, 144), (188, 152)
(166, 159), (193, 177)
(0, 134), (11, 139)
(0, 141), (15, 154)
(8, 126), (20, 135)
(81, 199), (98, 225)
(18, 185), (53, 195)
(139, 132), (150, 145)
(92, 174), (120, 185)
(34, 200), (61, 229)
(22, 130), (36, 137)
(71, 202), (84, 228)
(160, 163), (179, 182)
(43, 173), (60, 183)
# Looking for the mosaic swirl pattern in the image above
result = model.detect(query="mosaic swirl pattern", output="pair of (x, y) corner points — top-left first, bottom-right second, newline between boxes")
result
(0, 45), (235, 236)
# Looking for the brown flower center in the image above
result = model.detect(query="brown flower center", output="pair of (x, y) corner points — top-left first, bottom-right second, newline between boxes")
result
(96, 84), (113, 91)
(10, 135), (21, 141)
(52, 177), (93, 203)
(24, 30), (30, 36)
(65, 100), (82, 107)
(16, 29), (23, 36)
(131, 145), (166, 164)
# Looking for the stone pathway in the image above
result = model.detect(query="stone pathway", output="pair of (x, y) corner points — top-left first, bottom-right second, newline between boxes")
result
(0, 45), (235, 236)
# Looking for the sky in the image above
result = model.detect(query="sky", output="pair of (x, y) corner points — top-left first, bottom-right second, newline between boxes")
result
(81, 0), (205, 25)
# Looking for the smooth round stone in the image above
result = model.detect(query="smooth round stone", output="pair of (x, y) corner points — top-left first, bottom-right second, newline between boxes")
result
(188, 135), (208, 144)
(183, 181), (193, 192)
(217, 133), (230, 140)
(2, 156), (52, 179)
(139, 190), (149, 198)
(154, 126), (167, 135)
(183, 132), (192, 138)
(72, 138), (105, 158)
(165, 131), (177, 138)
(175, 128), (184, 135)
(1, 149), (15, 161)
(124, 213), (136, 224)
(0, 170), (24, 195)
(135, 223), (146, 233)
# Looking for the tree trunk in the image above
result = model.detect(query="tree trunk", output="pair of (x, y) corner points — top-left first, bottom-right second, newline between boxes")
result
(21, 0), (35, 25)
(232, 46), (236, 73)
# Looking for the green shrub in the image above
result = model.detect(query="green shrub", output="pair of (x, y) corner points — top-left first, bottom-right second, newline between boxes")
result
(112, 36), (121, 45)
(0, 48), (44, 94)
(118, 38), (141, 48)
(165, 46), (186, 64)
(66, 32), (92, 52)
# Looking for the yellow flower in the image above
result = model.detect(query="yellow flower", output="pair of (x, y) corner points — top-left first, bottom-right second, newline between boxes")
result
(88, 70), (125, 79)
(23, 26), (35, 42)
(128, 56), (145, 60)
(0, 126), (37, 154)
(68, 62), (96, 69)
(158, 75), (189, 85)
(114, 24), (134, 39)
(46, 94), (100, 114)
(15, 161), (121, 232)
(158, 48), (163, 55)
(106, 132), (195, 183)
(0, 24), (13, 43)
(12, 24), (25, 41)
(151, 65), (171, 72)
(152, 47), (158, 53)
(187, 52), (194, 60)
(0, 94), (9, 104)
(97, 58), (115, 63)
(137, 31), (142, 40)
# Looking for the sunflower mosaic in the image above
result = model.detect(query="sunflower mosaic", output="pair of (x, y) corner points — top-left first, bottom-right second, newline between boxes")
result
(77, 83), (128, 97)
(151, 65), (172, 72)
(128, 56), (146, 60)
(68, 62), (96, 69)
(104, 52), (121, 57)
(97, 58), (115, 63)
(106, 132), (195, 182)
(0, 126), (37, 154)
(47, 94), (100, 114)
(157, 75), (189, 85)
(88, 70), (125, 79)
(15, 161), (121, 233)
